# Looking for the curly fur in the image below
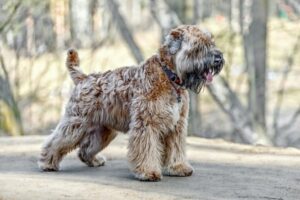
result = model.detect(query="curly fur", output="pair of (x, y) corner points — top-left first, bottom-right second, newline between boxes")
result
(38, 25), (224, 181)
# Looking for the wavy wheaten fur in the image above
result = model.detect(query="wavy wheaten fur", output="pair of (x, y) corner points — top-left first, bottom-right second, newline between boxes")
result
(38, 25), (224, 181)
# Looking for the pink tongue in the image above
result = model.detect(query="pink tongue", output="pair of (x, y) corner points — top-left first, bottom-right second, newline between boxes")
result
(205, 72), (213, 83)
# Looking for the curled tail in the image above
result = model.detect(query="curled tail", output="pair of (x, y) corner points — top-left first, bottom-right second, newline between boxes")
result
(66, 49), (87, 85)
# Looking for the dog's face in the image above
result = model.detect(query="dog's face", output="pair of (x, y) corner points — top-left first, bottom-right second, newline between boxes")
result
(163, 25), (224, 93)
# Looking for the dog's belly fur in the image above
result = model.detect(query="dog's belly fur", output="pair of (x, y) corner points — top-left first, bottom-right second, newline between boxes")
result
(66, 65), (184, 134)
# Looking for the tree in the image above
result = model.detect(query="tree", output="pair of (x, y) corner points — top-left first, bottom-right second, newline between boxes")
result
(0, 0), (24, 135)
(69, 0), (93, 48)
(106, 0), (144, 63)
(242, 0), (269, 131)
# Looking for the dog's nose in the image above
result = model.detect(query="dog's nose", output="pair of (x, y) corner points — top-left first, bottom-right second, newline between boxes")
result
(214, 53), (223, 65)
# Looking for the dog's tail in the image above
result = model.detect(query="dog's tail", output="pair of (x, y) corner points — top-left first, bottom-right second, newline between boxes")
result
(66, 49), (87, 85)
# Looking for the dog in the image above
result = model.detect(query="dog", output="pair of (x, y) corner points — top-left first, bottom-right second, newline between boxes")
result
(38, 25), (224, 181)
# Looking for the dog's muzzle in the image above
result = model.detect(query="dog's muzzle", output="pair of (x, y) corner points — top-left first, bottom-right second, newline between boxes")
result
(201, 50), (224, 84)
(181, 49), (225, 93)
(214, 53), (223, 66)
(212, 50), (224, 73)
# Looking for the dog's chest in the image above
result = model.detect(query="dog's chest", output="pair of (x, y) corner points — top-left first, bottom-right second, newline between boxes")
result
(171, 102), (181, 126)
(152, 96), (183, 134)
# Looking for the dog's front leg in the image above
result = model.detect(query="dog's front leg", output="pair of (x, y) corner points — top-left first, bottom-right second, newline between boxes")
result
(128, 122), (163, 181)
(163, 97), (194, 177)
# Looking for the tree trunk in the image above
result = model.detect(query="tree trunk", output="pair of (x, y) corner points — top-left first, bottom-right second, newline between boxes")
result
(238, 0), (244, 33)
(0, 52), (24, 136)
(243, 0), (269, 130)
(188, 92), (201, 136)
(69, 0), (92, 48)
(190, 0), (203, 134)
(202, 0), (213, 20)
(165, 0), (187, 23)
(193, 0), (200, 24)
(227, 0), (233, 28)
(50, 0), (67, 49)
(149, 0), (181, 41)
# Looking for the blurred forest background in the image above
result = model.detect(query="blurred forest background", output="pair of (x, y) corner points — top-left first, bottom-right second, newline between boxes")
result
(0, 0), (299, 147)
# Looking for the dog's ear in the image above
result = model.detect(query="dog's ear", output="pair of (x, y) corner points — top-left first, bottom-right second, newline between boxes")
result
(164, 30), (183, 55)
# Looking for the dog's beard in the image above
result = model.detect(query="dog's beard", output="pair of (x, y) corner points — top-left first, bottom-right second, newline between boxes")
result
(181, 72), (205, 93)
(181, 61), (223, 94)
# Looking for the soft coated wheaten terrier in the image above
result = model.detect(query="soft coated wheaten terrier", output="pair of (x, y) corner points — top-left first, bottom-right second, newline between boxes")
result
(38, 25), (224, 181)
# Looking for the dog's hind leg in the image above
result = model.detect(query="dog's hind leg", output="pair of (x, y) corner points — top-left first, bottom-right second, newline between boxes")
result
(38, 117), (85, 171)
(78, 126), (117, 167)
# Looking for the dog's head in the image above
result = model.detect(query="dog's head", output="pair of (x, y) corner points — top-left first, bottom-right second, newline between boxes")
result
(160, 25), (224, 93)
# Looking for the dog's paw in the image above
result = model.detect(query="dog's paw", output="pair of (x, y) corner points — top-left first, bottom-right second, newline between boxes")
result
(38, 161), (59, 172)
(164, 163), (194, 177)
(79, 153), (106, 167)
(89, 157), (106, 167)
(134, 170), (162, 182)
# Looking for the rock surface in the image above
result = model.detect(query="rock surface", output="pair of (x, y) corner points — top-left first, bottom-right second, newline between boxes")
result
(1, 135), (300, 200)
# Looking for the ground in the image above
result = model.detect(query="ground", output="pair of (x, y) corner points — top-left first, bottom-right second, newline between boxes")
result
(0, 135), (300, 200)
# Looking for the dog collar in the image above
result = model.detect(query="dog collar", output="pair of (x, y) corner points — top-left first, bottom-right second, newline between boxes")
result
(161, 65), (183, 103)
(161, 66), (182, 85)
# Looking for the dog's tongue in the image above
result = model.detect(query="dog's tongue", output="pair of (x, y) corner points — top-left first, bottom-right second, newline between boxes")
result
(205, 72), (213, 84)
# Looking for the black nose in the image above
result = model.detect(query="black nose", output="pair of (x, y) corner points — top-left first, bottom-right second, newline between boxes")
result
(214, 54), (223, 65)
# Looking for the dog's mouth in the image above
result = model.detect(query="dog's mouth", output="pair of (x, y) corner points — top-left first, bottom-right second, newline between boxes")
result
(203, 70), (214, 84)
(203, 55), (224, 84)
(201, 64), (222, 85)
(181, 52), (224, 93)
(182, 64), (223, 93)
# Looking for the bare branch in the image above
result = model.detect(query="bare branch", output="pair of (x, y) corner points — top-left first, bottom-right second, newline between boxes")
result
(106, 0), (144, 63)
(149, 0), (182, 37)
(273, 33), (300, 139)
(279, 107), (300, 131)
(0, 49), (9, 81)
(0, 1), (21, 33)
(208, 77), (273, 145)
(0, 47), (24, 135)
(286, 0), (300, 15)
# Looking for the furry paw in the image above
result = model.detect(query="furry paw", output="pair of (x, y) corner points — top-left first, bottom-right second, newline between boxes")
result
(134, 170), (162, 182)
(78, 152), (106, 167)
(38, 161), (59, 172)
(164, 163), (194, 177)
(88, 157), (106, 167)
